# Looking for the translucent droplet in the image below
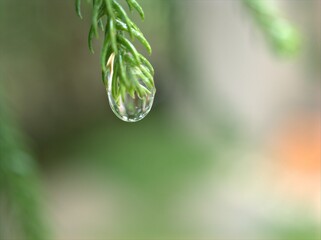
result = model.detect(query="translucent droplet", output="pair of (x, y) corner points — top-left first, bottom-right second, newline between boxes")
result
(107, 84), (155, 122)
(106, 55), (155, 122)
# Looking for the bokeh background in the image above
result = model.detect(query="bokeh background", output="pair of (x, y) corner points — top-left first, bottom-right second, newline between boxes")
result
(0, 0), (320, 239)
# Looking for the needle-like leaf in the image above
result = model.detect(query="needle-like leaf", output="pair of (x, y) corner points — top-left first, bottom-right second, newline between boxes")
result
(75, 0), (83, 19)
(126, 0), (145, 20)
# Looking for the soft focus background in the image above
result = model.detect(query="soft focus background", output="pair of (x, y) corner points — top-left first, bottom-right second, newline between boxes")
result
(0, 0), (320, 239)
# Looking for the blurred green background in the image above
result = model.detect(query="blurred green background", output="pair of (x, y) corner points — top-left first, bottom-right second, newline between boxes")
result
(0, 0), (320, 239)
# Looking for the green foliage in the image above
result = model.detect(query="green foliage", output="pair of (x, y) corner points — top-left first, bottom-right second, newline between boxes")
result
(76, 0), (155, 101)
(243, 0), (301, 56)
(0, 91), (49, 240)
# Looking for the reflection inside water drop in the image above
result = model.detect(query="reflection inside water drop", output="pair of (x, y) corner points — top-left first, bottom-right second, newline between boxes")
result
(107, 86), (155, 122)
(106, 54), (155, 122)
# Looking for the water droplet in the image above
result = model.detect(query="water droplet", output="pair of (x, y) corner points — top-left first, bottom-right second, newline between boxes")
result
(106, 55), (155, 122)
(107, 86), (155, 122)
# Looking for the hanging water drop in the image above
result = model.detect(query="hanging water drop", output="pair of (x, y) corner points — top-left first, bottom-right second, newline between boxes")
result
(106, 54), (156, 122)
(107, 86), (155, 122)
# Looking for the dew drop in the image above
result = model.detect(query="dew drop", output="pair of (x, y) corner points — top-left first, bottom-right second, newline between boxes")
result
(107, 85), (155, 122)
(106, 55), (155, 122)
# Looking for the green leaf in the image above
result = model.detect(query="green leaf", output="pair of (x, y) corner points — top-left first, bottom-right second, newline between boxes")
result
(123, 54), (154, 90)
(139, 65), (153, 83)
(134, 68), (154, 89)
(136, 84), (151, 99)
(75, 0), (83, 19)
(117, 35), (141, 63)
(112, 62), (120, 99)
(101, 34), (111, 72)
(92, 0), (104, 37)
(109, 19), (118, 53)
(98, 19), (104, 31)
(104, 0), (115, 19)
(118, 53), (130, 87)
(88, 25), (95, 53)
(126, 0), (145, 20)
(115, 19), (152, 54)
(112, 1), (134, 39)
(139, 54), (154, 75)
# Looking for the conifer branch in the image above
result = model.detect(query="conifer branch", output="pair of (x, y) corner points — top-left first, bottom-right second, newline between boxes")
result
(76, 0), (155, 101)
(243, 0), (301, 56)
